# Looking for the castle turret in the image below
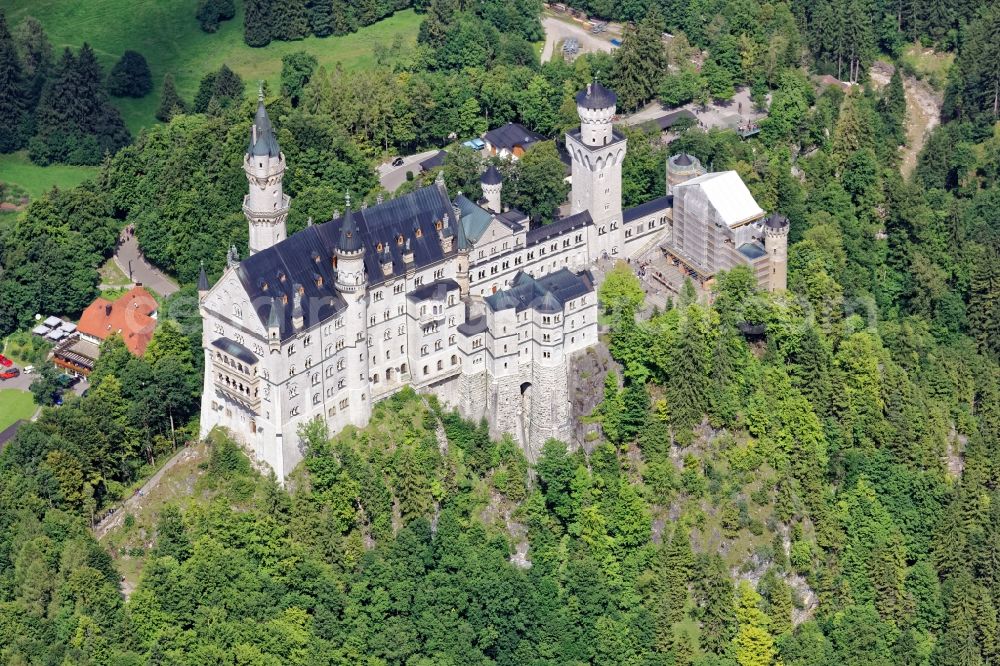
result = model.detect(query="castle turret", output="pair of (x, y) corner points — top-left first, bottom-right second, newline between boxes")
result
(334, 201), (371, 427)
(197, 261), (210, 301)
(567, 80), (626, 255)
(575, 81), (616, 146)
(763, 213), (789, 292)
(244, 92), (290, 255)
(666, 153), (705, 195)
(334, 205), (366, 293)
(481, 165), (503, 213)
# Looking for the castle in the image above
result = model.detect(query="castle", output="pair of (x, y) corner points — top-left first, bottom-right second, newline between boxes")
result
(198, 82), (789, 478)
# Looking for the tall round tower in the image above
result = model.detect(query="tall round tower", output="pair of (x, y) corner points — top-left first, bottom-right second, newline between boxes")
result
(333, 204), (371, 426)
(666, 153), (706, 194)
(576, 80), (616, 146)
(763, 213), (789, 292)
(244, 93), (290, 255)
(481, 165), (503, 214)
(334, 205), (366, 293)
(566, 80), (627, 255)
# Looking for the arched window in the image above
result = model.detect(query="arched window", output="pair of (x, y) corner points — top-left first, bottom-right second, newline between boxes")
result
(451, 355), (458, 366)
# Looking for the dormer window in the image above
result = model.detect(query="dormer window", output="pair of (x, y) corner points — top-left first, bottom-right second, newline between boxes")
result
(415, 227), (423, 238)
(396, 234), (404, 246)
(277, 270), (286, 283)
(376, 242), (383, 252)
(435, 220), (443, 231)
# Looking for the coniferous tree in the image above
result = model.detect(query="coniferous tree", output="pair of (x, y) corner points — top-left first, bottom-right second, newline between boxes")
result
(107, 50), (153, 98)
(196, 0), (235, 33)
(0, 11), (28, 152)
(12, 15), (51, 108)
(273, 0), (310, 41)
(156, 73), (188, 122)
(418, 0), (459, 48)
(244, 0), (273, 47)
(694, 554), (736, 655)
(878, 68), (906, 146)
(612, 8), (669, 111)
(307, 0), (335, 37)
(943, 6), (1000, 124)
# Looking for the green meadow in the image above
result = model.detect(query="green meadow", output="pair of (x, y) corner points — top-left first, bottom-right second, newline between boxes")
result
(5, 0), (421, 133)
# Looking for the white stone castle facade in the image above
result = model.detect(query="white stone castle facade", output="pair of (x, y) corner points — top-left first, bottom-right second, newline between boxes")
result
(199, 83), (789, 479)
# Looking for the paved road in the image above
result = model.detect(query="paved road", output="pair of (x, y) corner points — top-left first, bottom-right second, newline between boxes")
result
(114, 233), (179, 297)
(541, 15), (615, 63)
(378, 149), (443, 193)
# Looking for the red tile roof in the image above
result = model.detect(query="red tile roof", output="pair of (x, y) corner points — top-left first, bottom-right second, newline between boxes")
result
(77, 286), (157, 356)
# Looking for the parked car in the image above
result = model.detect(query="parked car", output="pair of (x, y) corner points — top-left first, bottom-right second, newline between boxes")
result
(0, 354), (12, 367)
(391, 156), (405, 167)
(0, 368), (20, 380)
(23, 365), (34, 374)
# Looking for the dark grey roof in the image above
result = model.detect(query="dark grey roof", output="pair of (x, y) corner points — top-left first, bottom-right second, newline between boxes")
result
(764, 213), (789, 230)
(526, 210), (593, 246)
(420, 150), (447, 171)
(674, 153), (693, 166)
(337, 207), (363, 253)
(485, 268), (594, 313)
(483, 123), (545, 152)
(481, 165), (502, 185)
(567, 126), (626, 149)
(497, 209), (528, 229)
(211, 337), (258, 365)
(575, 81), (617, 109)
(238, 184), (459, 339)
(738, 243), (767, 259)
(248, 100), (281, 158)
(198, 263), (210, 291)
(458, 316), (489, 336)
(624, 195), (673, 223)
(408, 278), (460, 302)
(640, 110), (697, 132)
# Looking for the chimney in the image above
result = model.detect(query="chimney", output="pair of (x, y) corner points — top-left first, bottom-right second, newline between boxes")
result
(380, 246), (393, 276)
(403, 238), (414, 264)
(291, 284), (304, 331)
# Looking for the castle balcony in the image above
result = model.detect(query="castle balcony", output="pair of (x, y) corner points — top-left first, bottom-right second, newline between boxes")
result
(419, 303), (447, 325)
(214, 377), (261, 412)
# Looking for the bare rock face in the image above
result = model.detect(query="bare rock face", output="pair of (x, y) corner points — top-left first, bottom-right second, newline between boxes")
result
(567, 345), (619, 452)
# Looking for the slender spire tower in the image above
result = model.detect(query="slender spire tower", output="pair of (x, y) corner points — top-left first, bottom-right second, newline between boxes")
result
(244, 86), (289, 255)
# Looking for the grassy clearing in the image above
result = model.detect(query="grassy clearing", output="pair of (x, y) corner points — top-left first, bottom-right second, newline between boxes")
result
(99, 440), (212, 594)
(5, 0), (422, 134)
(899, 44), (954, 91)
(0, 151), (100, 200)
(99, 257), (132, 288)
(0, 389), (35, 431)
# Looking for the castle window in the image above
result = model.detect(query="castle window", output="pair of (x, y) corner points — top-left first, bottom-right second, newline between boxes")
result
(373, 290), (383, 301)
(328, 406), (336, 416)
(421, 345), (428, 356)
(543, 351), (551, 358)
(338, 379), (345, 389)
(313, 394), (320, 405)
(289, 383), (298, 397)
(372, 373), (379, 384)
(449, 334), (456, 345)
(369, 315), (376, 325)
(339, 398), (349, 409)
(437, 360), (443, 370)
(515, 256), (522, 265)
(288, 345), (295, 356)
(384, 310), (390, 321)
(434, 269), (444, 280)
(396, 234), (404, 245)
(337, 359), (345, 371)
(400, 363), (407, 373)
(415, 276), (423, 286)
(232, 303), (242, 318)
(291, 406), (300, 416)
(304, 357), (312, 368)
(394, 283), (404, 294)
(543, 334), (551, 342)
(311, 372), (319, 386)
(326, 366), (334, 378)
(435, 340), (442, 351)
(423, 365), (429, 375)
(472, 338), (482, 349)
(415, 227), (423, 238)
(335, 317), (344, 329)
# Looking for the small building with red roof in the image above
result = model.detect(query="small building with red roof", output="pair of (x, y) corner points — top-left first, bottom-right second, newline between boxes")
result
(76, 286), (158, 356)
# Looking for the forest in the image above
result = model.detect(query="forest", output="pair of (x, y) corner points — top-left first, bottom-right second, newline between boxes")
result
(0, 0), (1000, 663)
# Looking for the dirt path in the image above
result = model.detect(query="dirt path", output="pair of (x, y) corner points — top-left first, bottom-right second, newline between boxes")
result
(92, 445), (199, 540)
(870, 61), (942, 178)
